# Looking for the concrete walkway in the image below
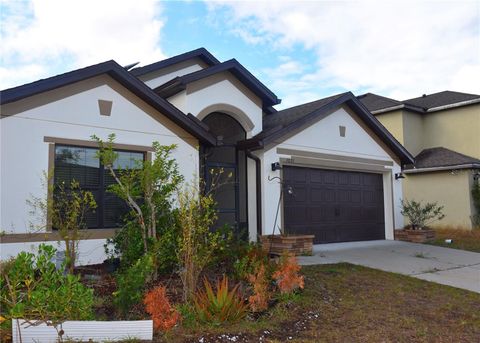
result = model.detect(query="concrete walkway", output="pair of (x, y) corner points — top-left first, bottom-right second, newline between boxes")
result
(297, 240), (480, 293)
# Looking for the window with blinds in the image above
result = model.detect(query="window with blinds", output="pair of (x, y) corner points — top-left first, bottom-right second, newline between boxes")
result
(54, 145), (144, 229)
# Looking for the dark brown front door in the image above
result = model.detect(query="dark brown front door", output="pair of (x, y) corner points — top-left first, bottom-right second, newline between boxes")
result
(283, 166), (385, 244)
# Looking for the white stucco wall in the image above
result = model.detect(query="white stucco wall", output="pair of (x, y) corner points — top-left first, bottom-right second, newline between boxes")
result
(138, 58), (208, 89)
(261, 106), (404, 239)
(0, 239), (108, 266)
(0, 75), (199, 262)
(170, 72), (264, 137)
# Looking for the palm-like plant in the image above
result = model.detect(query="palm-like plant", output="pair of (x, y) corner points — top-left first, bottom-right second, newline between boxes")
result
(193, 275), (247, 325)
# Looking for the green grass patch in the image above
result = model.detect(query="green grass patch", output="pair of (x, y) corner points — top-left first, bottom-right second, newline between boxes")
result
(426, 227), (480, 253)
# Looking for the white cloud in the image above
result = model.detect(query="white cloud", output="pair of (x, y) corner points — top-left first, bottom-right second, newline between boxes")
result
(208, 0), (480, 107)
(0, 0), (166, 89)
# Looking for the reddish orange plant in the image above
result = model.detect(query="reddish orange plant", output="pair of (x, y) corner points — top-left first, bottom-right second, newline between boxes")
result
(272, 253), (305, 294)
(144, 285), (180, 332)
(248, 264), (271, 312)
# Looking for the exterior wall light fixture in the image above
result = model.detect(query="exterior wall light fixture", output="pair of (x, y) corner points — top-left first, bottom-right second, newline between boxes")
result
(395, 172), (405, 180)
(271, 162), (282, 171)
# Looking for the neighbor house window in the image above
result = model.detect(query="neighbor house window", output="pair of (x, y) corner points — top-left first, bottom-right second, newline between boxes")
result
(54, 145), (144, 229)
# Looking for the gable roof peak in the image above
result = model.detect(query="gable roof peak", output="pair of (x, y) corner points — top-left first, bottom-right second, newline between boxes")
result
(154, 58), (281, 108)
(129, 47), (220, 77)
(0, 59), (216, 145)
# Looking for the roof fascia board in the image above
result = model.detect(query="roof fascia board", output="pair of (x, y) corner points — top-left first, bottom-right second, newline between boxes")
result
(371, 104), (405, 114)
(240, 93), (415, 165)
(130, 48), (220, 77)
(426, 98), (480, 112)
(105, 66), (216, 145)
(1, 61), (114, 105)
(0, 61), (216, 145)
(262, 93), (351, 147)
(404, 163), (480, 174)
(174, 59), (280, 106)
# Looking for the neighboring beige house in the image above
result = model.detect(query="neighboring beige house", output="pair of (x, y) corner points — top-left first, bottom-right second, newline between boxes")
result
(359, 91), (480, 229)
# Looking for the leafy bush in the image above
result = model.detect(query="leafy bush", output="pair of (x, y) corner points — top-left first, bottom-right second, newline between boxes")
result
(114, 254), (153, 315)
(106, 217), (180, 275)
(94, 134), (183, 278)
(27, 176), (97, 274)
(144, 285), (180, 332)
(247, 264), (271, 312)
(0, 244), (93, 335)
(233, 243), (273, 281)
(176, 178), (225, 302)
(193, 276), (248, 325)
(272, 253), (305, 295)
(400, 199), (445, 230)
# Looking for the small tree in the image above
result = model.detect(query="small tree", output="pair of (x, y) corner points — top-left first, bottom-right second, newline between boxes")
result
(92, 134), (183, 278)
(52, 180), (96, 273)
(27, 174), (96, 274)
(176, 177), (224, 302)
(401, 199), (445, 230)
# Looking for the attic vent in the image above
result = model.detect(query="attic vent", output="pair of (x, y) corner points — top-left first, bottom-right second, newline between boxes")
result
(98, 100), (113, 116)
(339, 125), (346, 137)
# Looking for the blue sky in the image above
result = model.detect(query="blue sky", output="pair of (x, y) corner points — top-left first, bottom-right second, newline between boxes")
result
(1, 0), (479, 109)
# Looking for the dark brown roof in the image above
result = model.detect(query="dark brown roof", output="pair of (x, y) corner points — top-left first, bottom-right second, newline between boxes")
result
(412, 147), (480, 169)
(357, 93), (403, 112)
(264, 93), (345, 130)
(403, 91), (480, 110)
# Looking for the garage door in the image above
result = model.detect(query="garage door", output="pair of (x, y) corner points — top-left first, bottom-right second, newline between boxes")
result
(283, 166), (385, 244)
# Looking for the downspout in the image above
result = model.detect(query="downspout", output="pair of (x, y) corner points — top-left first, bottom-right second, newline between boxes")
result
(246, 151), (262, 238)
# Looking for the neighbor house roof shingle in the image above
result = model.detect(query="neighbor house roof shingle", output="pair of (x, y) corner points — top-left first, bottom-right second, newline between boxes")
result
(403, 91), (480, 110)
(358, 91), (480, 114)
(357, 93), (403, 112)
(406, 147), (480, 172)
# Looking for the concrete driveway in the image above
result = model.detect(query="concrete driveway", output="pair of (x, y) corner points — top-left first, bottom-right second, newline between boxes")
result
(297, 240), (480, 293)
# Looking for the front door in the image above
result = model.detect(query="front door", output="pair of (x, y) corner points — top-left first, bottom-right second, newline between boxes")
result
(202, 112), (247, 237)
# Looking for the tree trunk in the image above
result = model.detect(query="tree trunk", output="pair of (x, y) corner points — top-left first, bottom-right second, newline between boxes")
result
(107, 166), (148, 253)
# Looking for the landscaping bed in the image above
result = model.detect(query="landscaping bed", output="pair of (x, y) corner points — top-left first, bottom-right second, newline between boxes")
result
(425, 227), (480, 253)
(158, 263), (480, 343)
(72, 262), (480, 343)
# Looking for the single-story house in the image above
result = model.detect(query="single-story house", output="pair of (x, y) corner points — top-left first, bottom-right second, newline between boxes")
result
(0, 48), (413, 265)
(359, 91), (480, 228)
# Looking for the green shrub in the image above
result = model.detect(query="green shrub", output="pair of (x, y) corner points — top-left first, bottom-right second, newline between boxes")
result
(0, 244), (93, 334)
(113, 254), (153, 315)
(193, 276), (247, 325)
(94, 135), (183, 279)
(233, 243), (273, 281)
(400, 199), (445, 229)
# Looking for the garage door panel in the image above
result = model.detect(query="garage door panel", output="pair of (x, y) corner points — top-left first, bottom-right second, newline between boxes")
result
(284, 206), (308, 225)
(287, 185), (307, 202)
(310, 205), (335, 222)
(283, 166), (385, 243)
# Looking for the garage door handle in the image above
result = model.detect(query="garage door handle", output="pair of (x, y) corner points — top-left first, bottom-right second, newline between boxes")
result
(335, 208), (340, 216)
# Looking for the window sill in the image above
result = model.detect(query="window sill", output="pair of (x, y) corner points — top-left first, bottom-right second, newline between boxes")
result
(0, 228), (119, 244)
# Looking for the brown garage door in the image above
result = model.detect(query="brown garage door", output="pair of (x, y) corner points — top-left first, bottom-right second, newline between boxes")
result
(283, 166), (385, 244)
